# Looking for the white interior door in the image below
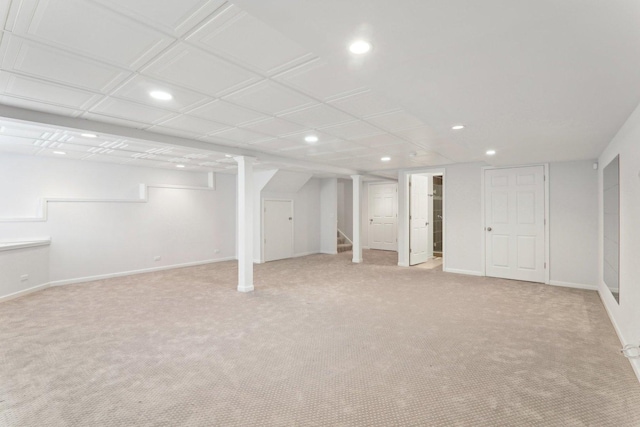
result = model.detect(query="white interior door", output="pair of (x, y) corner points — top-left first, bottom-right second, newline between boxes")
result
(410, 175), (431, 265)
(484, 166), (545, 282)
(368, 183), (397, 251)
(264, 200), (293, 262)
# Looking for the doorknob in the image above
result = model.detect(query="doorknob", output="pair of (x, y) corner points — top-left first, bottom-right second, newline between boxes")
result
(425, 222), (429, 226)
(486, 227), (492, 232)
(369, 219), (373, 223)
(289, 217), (292, 220)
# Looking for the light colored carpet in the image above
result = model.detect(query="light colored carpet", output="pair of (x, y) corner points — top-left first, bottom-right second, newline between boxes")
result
(1, 250), (639, 426)
(414, 257), (444, 270)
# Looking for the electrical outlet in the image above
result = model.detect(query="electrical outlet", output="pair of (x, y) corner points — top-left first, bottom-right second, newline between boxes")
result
(20, 274), (29, 282)
(154, 256), (161, 262)
(214, 249), (220, 254)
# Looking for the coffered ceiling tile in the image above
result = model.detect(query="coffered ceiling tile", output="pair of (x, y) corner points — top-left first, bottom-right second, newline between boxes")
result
(351, 133), (406, 148)
(224, 80), (315, 115)
(241, 117), (307, 137)
(275, 59), (366, 100)
(366, 111), (426, 132)
(143, 43), (260, 97)
(188, 100), (268, 126)
(94, 0), (226, 37)
(208, 127), (270, 144)
(89, 97), (176, 124)
(0, 35), (131, 92)
(280, 104), (353, 128)
(188, 4), (313, 75)
(9, 0), (174, 69)
(249, 138), (302, 152)
(155, 114), (229, 137)
(111, 75), (212, 112)
(329, 90), (401, 118)
(320, 120), (381, 140)
(393, 125), (438, 142)
(278, 130), (339, 146)
(0, 72), (101, 110)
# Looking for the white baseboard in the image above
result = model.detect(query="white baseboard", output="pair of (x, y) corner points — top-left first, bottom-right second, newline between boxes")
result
(443, 268), (483, 276)
(398, 262), (409, 267)
(0, 282), (50, 303)
(597, 288), (640, 384)
(549, 280), (598, 291)
(48, 257), (235, 287)
(319, 250), (337, 255)
(295, 251), (319, 258)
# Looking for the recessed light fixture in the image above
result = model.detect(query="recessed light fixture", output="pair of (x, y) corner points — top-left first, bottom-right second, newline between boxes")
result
(305, 135), (319, 143)
(81, 133), (97, 138)
(451, 125), (465, 130)
(53, 151), (66, 155)
(486, 150), (496, 156)
(349, 40), (372, 55)
(150, 90), (173, 101)
(176, 164), (185, 168)
(381, 156), (391, 162)
(225, 154), (234, 158)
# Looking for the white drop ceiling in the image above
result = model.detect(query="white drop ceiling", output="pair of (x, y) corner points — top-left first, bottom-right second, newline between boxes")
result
(1, 0), (639, 177)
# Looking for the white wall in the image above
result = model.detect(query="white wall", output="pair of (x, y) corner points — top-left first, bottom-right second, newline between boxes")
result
(262, 177), (321, 257)
(320, 178), (337, 254)
(0, 153), (236, 295)
(396, 161), (597, 282)
(0, 245), (50, 301)
(597, 102), (640, 379)
(549, 161), (598, 288)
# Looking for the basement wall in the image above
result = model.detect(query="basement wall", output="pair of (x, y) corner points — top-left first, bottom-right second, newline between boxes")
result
(597, 101), (640, 380)
(262, 177), (321, 258)
(0, 153), (236, 299)
(396, 161), (598, 288)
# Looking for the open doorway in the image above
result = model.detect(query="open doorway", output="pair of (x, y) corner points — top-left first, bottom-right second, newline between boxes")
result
(409, 172), (444, 269)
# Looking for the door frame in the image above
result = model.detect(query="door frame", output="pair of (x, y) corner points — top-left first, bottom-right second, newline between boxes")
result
(398, 169), (446, 269)
(261, 198), (295, 262)
(480, 164), (550, 284)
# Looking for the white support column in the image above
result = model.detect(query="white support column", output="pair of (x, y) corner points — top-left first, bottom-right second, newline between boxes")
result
(351, 174), (363, 263)
(235, 156), (256, 292)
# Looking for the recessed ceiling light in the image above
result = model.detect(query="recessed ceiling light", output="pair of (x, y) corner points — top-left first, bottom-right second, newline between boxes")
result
(176, 164), (185, 168)
(53, 151), (66, 155)
(81, 133), (97, 138)
(349, 40), (372, 54)
(305, 135), (319, 143)
(150, 90), (173, 101)
(451, 125), (465, 130)
(486, 150), (496, 156)
(225, 154), (234, 158)
(381, 156), (391, 162)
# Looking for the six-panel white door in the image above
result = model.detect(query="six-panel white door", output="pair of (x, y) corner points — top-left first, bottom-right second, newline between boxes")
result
(264, 199), (294, 262)
(484, 166), (545, 283)
(368, 183), (397, 251)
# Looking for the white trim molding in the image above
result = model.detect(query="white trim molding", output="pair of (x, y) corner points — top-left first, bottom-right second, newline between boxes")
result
(549, 280), (598, 291)
(443, 268), (483, 276)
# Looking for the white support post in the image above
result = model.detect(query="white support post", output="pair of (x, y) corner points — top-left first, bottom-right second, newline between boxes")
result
(235, 156), (256, 292)
(351, 174), (363, 263)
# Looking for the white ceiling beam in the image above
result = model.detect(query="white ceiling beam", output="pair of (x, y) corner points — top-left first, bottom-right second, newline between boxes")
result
(0, 104), (361, 177)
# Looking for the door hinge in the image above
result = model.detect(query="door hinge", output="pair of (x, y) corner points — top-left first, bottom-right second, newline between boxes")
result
(544, 262), (547, 269)
(264, 239), (266, 244)
(544, 219), (546, 225)
(410, 248), (412, 253)
(409, 215), (412, 220)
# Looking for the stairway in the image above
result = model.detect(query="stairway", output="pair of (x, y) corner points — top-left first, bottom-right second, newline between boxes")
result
(337, 231), (352, 253)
